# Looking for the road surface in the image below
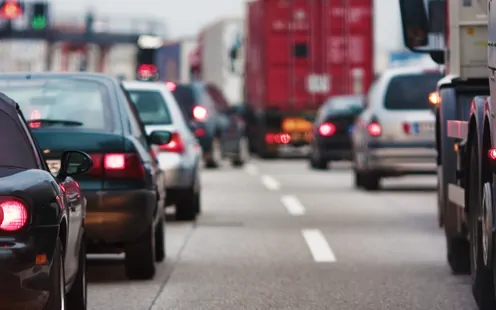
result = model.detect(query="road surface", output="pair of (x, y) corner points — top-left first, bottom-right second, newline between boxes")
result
(87, 159), (477, 310)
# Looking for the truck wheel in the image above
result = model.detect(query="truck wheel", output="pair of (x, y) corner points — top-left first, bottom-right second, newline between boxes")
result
(468, 142), (496, 309)
(446, 235), (470, 274)
(362, 172), (380, 191)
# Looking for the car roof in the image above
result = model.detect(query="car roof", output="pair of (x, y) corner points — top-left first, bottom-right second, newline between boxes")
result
(0, 71), (118, 82)
(380, 66), (442, 80)
(122, 81), (169, 91)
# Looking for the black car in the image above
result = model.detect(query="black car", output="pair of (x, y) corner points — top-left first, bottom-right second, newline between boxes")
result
(0, 93), (91, 309)
(170, 81), (247, 168)
(0, 73), (172, 280)
(309, 95), (364, 170)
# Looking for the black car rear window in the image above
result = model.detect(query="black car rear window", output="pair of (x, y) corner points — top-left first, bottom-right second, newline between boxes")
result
(326, 96), (364, 113)
(384, 73), (442, 110)
(171, 85), (196, 118)
(128, 90), (172, 125)
(0, 79), (112, 130)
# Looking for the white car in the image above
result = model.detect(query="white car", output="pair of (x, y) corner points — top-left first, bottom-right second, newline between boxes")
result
(351, 66), (442, 190)
(123, 81), (202, 221)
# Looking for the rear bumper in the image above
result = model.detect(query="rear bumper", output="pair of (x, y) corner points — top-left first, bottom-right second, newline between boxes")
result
(0, 226), (58, 309)
(316, 137), (353, 160)
(83, 189), (156, 244)
(366, 141), (437, 174)
(157, 152), (196, 189)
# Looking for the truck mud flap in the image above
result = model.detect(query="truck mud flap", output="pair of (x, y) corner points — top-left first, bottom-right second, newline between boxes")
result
(448, 184), (465, 208)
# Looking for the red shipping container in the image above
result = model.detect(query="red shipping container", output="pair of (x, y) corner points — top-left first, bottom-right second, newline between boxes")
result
(245, 0), (374, 112)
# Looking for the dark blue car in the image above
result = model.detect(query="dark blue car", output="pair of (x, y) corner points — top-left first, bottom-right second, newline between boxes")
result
(170, 82), (248, 168)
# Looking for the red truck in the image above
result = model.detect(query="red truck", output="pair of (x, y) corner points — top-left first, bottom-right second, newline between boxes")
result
(244, 0), (374, 158)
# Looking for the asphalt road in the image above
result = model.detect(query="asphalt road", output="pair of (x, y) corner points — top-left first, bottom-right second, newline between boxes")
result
(87, 159), (478, 310)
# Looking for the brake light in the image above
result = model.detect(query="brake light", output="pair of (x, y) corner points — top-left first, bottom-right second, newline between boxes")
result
(29, 109), (41, 128)
(193, 106), (208, 121)
(194, 128), (205, 137)
(265, 133), (291, 144)
(165, 81), (176, 91)
(318, 122), (336, 136)
(367, 122), (381, 137)
(87, 153), (145, 179)
(489, 149), (496, 160)
(137, 64), (157, 80)
(159, 132), (185, 153)
(104, 154), (126, 170)
(0, 199), (28, 231)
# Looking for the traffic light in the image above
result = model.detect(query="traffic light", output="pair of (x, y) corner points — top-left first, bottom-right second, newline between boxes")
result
(30, 2), (48, 30)
(0, 0), (23, 20)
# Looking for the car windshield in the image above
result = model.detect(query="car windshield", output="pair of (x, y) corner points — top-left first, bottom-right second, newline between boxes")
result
(384, 73), (442, 110)
(0, 79), (110, 130)
(128, 89), (172, 125)
(326, 96), (363, 112)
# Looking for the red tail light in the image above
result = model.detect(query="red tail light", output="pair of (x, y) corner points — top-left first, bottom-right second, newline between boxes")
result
(0, 198), (28, 231)
(194, 128), (206, 137)
(367, 122), (381, 137)
(159, 132), (185, 153)
(165, 81), (176, 91)
(489, 149), (496, 160)
(137, 64), (157, 79)
(265, 133), (291, 144)
(87, 153), (145, 179)
(29, 109), (41, 128)
(318, 122), (336, 136)
(193, 106), (208, 121)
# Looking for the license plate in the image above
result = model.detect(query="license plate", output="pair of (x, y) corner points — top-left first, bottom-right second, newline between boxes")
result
(46, 160), (61, 175)
(291, 132), (302, 140)
(282, 118), (313, 132)
(411, 122), (434, 135)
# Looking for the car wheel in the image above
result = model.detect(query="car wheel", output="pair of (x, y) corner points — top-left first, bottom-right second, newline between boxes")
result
(468, 143), (496, 309)
(124, 225), (156, 280)
(154, 218), (166, 262)
(206, 137), (222, 169)
(361, 172), (380, 191)
(176, 188), (198, 221)
(446, 234), (470, 274)
(353, 169), (363, 188)
(44, 238), (65, 310)
(66, 235), (87, 310)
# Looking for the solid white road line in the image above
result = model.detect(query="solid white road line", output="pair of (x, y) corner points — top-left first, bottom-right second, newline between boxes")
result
(261, 175), (280, 191)
(301, 229), (336, 262)
(244, 163), (259, 176)
(281, 195), (305, 216)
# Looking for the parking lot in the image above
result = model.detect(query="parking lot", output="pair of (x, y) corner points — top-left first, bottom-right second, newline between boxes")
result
(86, 159), (477, 310)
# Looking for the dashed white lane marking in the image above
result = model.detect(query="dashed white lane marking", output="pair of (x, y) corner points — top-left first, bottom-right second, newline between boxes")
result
(261, 175), (280, 191)
(301, 229), (336, 262)
(281, 195), (305, 216)
(244, 163), (258, 176)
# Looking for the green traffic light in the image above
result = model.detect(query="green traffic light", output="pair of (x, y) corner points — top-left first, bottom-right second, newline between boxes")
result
(31, 16), (47, 30)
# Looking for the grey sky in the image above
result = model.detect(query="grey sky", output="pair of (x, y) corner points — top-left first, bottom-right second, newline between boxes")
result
(52, 0), (403, 51)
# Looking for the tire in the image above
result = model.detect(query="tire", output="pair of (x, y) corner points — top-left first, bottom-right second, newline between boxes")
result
(44, 238), (65, 310)
(468, 142), (496, 309)
(154, 219), (166, 262)
(124, 225), (156, 280)
(446, 235), (470, 275)
(231, 137), (249, 167)
(353, 169), (363, 189)
(176, 189), (198, 221)
(362, 172), (380, 191)
(66, 236), (87, 310)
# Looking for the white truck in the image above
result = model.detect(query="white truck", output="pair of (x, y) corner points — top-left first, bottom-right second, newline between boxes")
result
(399, 0), (496, 308)
(199, 18), (244, 106)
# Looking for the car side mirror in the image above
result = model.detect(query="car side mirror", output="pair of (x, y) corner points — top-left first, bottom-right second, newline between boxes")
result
(398, 0), (430, 49)
(57, 150), (93, 179)
(148, 130), (172, 145)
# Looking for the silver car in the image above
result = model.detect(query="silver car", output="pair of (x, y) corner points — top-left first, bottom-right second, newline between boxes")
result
(351, 66), (442, 190)
(123, 81), (202, 221)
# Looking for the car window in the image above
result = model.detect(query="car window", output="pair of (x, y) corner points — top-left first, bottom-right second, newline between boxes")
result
(17, 114), (44, 168)
(384, 74), (442, 110)
(171, 85), (196, 119)
(326, 96), (364, 113)
(0, 79), (112, 130)
(119, 85), (149, 148)
(127, 90), (172, 125)
(206, 84), (229, 110)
